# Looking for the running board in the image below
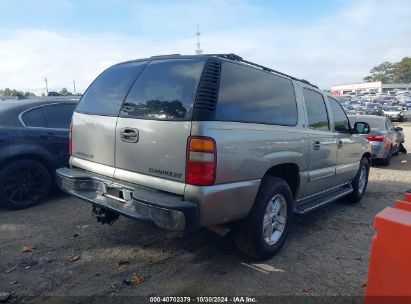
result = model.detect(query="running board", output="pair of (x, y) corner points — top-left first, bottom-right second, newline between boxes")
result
(294, 184), (353, 214)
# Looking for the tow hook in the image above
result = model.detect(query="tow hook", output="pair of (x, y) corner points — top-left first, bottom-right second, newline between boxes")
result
(92, 206), (119, 225)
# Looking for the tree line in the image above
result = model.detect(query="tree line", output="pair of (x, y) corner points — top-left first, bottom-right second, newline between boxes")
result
(0, 88), (36, 97)
(364, 57), (411, 84)
(0, 87), (77, 97)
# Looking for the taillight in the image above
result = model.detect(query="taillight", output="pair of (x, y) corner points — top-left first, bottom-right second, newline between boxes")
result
(186, 136), (216, 186)
(366, 134), (385, 142)
(69, 122), (73, 156)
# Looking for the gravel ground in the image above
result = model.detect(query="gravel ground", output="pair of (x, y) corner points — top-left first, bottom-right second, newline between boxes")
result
(1, 125), (410, 303)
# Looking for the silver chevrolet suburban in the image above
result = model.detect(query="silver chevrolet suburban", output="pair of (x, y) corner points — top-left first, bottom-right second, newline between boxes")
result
(57, 54), (372, 259)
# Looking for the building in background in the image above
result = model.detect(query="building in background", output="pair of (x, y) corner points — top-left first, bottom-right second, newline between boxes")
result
(331, 81), (411, 96)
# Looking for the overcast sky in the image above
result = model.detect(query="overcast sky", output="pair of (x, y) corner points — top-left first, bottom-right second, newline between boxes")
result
(0, 0), (410, 95)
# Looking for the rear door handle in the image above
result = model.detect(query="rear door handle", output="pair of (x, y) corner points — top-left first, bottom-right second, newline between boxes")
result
(121, 128), (139, 143)
(337, 140), (343, 149)
(312, 141), (321, 150)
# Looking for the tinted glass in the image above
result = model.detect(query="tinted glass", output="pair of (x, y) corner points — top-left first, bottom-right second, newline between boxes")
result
(76, 61), (147, 116)
(22, 108), (47, 127)
(43, 104), (76, 129)
(328, 97), (349, 132)
(120, 59), (205, 120)
(303, 89), (329, 131)
(215, 62), (298, 126)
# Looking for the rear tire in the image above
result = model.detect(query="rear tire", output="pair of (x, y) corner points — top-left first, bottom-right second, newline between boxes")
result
(392, 145), (399, 156)
(0, 160), (51, 209)
(347, 157), (370, 203)
(399, 143), (407, 154)
(234, 177), (293, 260)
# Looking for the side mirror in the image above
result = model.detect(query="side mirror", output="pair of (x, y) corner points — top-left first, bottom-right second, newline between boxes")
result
(354, 122), (371, 134)
(395, 127), (403, 132)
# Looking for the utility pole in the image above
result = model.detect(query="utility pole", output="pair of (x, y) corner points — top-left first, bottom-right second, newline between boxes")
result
(195, 24), (203, 55)
(73, 80), (76, 94)
(44, 77), (48, 94)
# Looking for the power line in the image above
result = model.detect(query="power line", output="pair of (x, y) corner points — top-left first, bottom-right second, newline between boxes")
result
(195, 24), (203, 55)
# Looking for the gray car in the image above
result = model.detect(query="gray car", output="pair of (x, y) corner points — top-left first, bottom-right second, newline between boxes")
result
(348, 115), (402, 165)
(383, 106), (410, 121)
(56, 54), (372, 259)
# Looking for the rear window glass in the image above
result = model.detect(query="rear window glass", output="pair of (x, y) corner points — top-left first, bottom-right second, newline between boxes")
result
(43, 104), (76, 129)
(22, 108), (47, 127)
(215, 62), (298, 126)
(120, 59), (205, 120)
(76, 61), (147, 116)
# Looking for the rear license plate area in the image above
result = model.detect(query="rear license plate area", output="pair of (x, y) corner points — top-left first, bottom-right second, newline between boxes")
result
(104, 186), (125, 202)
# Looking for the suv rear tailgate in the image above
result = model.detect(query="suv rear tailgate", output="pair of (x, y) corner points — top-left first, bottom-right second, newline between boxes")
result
(114, 119), (191, 192)
(113, 59), (206, 193)
(71, 60), (148, 177)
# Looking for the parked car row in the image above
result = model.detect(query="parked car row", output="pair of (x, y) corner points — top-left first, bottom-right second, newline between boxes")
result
(338, 91), (411, 109)
(340, 99), (411, 121)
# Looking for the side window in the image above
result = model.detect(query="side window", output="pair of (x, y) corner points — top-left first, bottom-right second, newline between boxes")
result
(215, 62), (298, 126)
(328, 97), (349, 132)
(22, 108), (47, 128)
(43, 104), (76, 129)
(303, 89), (330, 131)
(76, 61), (147, 116)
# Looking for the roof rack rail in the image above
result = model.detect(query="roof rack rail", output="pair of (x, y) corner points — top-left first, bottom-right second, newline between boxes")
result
(206, 53), (319, 89)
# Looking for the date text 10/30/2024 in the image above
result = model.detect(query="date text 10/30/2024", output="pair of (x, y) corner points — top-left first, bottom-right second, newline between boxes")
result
(150, 296), (257, 303)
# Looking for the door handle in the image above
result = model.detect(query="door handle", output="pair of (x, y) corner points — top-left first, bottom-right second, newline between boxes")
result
(121, 128), (139, 143)
(312, 141), (321, 150)
(337, 140), (343, 149)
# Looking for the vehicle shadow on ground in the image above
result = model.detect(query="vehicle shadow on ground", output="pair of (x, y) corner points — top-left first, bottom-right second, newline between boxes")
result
(371, 152), (410, 171)
(86, 177), (411, 269)
(292, 178), (411, 229)
(0, 188), (69, 211)
(2, 177), (410, 297)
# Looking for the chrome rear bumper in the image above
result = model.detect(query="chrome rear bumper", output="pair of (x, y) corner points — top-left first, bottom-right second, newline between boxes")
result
(56, 167), (198, 231)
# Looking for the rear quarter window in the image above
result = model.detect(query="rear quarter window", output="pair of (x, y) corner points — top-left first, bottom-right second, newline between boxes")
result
(215, 62), (298, 126)
(22, 107), (47, 127)
(76, 61), (147, 116)
(21, 103), (76, 129)
(43, 104), (76, 129)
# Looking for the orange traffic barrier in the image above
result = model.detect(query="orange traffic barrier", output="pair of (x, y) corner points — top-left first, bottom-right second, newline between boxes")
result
(394, 200), (411, 212)
(365, 207), (411, 303)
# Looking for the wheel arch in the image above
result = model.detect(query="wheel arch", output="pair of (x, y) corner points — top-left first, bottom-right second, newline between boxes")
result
(262, 163), (300, 200)
(362, 152), (372, 163)
(0, 153), (55, 176)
